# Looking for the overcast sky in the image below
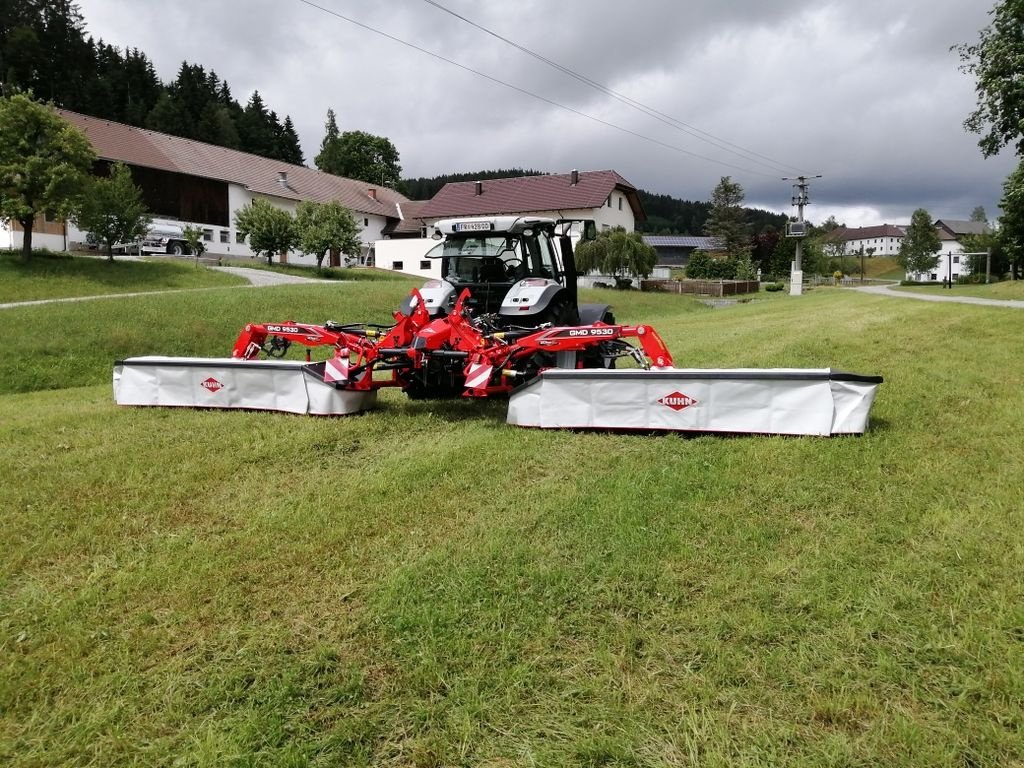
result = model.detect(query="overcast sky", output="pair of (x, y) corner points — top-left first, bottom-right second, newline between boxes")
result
(76, 0), (1011, 227)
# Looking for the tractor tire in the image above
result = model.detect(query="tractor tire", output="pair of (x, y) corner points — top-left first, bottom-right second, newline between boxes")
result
(168, 241), (185, 256)
(544, 295), (580, 327)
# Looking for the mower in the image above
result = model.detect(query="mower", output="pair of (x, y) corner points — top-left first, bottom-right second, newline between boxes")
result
(114, 286), (883, 436)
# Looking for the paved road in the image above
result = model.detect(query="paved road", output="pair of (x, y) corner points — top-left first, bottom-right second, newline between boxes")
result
(0, 266), (332, 310)
(848, 283), (1024, 309)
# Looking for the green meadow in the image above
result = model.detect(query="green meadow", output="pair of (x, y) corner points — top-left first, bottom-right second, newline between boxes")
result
(1, 266), (1021, 766)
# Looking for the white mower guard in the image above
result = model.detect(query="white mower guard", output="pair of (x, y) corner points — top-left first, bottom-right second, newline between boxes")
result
(114, 358), (882, 436)
(506, 368), (883, 436)
(113, 357), (377, 416)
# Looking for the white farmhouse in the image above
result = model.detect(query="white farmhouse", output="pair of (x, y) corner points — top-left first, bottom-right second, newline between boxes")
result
(906, 219), (991, 282)
(1, 109), (411, 264)
(837, 224), (906, 257)
(370, 170), (644, 279)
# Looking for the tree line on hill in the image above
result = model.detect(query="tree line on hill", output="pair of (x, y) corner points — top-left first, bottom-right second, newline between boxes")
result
(0, 0), (303, 164)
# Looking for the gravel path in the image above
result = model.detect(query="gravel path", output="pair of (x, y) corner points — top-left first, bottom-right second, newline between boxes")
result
(847, 283), (1024, 309)
(211, 266), (334, 286)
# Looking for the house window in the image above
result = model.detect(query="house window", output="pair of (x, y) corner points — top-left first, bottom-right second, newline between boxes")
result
(618, 197), (623, 210)
(930, 273), (937, 281)
(953, 255), (960, 264)
(235, 232), (246, 244)
(220, 230), (230, 243)
(202, 228), (213, 242)
(419, 260), (430, 270)
(392, 261), (403, 270)
(364, 218), (369, 227)
(606, 195), (612, 208)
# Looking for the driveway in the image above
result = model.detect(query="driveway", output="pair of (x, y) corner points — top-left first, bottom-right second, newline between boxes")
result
(212, 266), (334, 286)
(848, 283), (1024, 309)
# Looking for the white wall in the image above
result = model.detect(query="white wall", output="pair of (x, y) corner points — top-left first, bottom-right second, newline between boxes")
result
(908, 246), (972, 282)
(420, 195), (638, 236)
(844, 235), (903, 256)
(372, 238), (441, 279)
(3, 222), (67, 252)
(57, 183), (391, 266)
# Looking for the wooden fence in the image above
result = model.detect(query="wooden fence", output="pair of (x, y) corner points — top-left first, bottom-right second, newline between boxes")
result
(640, 279), (761, 297)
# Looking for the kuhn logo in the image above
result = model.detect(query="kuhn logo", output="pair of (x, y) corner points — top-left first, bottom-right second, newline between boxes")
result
(658, 391), (696, 411)
(201, 377), (224, 393)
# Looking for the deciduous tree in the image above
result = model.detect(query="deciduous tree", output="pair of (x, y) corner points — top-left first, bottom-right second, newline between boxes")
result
(234, 198), (296, 265)
(956, 0), (1024, 157)
(898, 208), (942, 276)
(295, 200), (361, 271)
(315, 109), (402, 188)
(998, 158), (1024, 278)
(575, 226), (657, 286)
(72, 162), (150, 261)
(0, 93), (95, 261)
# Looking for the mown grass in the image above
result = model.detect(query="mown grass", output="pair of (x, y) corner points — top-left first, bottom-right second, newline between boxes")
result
(0, 251), (247, 303)
(892, 281), (1024, 300)
(1, 285), (1022, 767)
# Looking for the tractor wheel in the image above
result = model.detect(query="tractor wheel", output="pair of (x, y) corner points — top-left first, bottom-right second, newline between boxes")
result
(544, 295), (579, 327)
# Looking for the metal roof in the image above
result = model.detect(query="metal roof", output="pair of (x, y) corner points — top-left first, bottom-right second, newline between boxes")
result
(643, 235), (721, 248)
(57, 109), (409, 218)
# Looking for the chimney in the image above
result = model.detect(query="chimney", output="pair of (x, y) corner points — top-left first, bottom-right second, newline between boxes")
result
(475, 180), (483, 196)
(277, 171), (288, 189)
(570, 169), (579, 186)
(367, 187), (377, 200)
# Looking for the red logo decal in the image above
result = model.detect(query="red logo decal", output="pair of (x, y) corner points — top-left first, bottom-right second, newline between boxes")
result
(201, 377), (224, 393)
(658, 391), (697, 411)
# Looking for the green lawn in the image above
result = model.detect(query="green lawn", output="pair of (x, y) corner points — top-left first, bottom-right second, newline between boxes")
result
(1, 285), (1022, 767)
(219, 257), (410, 283)
(0, 251), (248, 303)
(892, 280), (1024, 300)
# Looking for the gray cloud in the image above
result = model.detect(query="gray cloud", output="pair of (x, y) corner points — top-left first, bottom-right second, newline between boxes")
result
(77, 0), (1011, 226)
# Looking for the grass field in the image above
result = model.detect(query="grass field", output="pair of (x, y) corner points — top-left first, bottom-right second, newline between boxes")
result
(892, 281), (1024, 300)
(0, 251), (247, 303)
(2, 281), (1022, 767)
(219, 258), (409, 283)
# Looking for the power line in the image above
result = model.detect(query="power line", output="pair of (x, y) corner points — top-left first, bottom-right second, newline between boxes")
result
(419, 0), (804, 176)
(293, 0), (784, 179)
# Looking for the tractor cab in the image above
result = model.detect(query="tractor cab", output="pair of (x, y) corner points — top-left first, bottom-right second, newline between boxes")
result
(413, 216), (603, 326)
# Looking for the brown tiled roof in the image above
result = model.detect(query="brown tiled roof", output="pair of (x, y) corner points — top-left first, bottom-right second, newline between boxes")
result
(418, 170), (645, 221)
(57, 109), (408, 218)
(381, 200), (430, 236)
(835, 224), (906, 241)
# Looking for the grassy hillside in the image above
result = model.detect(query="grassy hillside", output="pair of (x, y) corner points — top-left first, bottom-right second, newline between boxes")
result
(1, 285), (1021, 766)
(0, 252), (246, 303)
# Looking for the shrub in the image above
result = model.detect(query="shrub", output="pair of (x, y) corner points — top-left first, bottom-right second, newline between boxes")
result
(765, 282), (785, 292)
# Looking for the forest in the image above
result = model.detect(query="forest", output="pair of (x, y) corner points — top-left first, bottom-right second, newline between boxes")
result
(0, 0), (303, 163)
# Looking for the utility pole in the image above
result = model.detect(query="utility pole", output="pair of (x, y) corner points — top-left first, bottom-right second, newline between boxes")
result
(782, 175), (822, 296)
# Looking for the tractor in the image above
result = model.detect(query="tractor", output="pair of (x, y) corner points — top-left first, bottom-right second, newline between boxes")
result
(406, 216), (614, 328)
